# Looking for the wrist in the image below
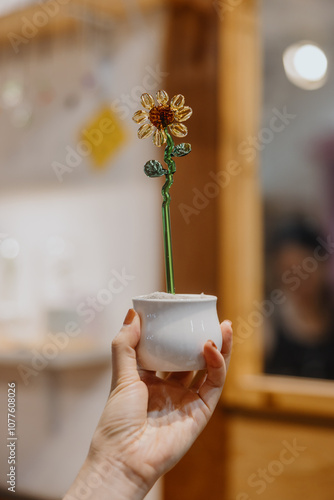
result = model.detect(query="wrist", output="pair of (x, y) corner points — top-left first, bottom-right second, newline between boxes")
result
(64, 454), (149, 500)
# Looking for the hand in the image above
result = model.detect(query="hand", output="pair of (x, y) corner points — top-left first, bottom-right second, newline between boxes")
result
(65, 309), (232, 500)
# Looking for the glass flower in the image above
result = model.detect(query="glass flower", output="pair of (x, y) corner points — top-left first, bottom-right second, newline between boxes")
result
(132, 90), (193, 147)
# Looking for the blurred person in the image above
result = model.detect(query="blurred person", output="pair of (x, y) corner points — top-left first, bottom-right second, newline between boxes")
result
(64, 309), (233, 500)
(265, 218), (334, 379)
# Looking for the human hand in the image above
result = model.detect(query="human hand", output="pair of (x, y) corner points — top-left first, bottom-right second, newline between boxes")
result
(65, 309), (232, 500)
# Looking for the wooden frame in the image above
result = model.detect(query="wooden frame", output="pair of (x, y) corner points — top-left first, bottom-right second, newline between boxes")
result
(217, 0), (334, 420)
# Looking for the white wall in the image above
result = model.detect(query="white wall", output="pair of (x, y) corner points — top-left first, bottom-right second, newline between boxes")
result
(0, 6), (167, 499)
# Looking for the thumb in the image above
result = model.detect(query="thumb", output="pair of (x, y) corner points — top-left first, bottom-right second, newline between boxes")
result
(111, 309), (141, 390)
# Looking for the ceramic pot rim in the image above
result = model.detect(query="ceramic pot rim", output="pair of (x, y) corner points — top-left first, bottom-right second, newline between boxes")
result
(132, 293), (217, 303)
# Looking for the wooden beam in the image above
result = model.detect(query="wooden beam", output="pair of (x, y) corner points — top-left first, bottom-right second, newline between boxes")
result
(0, 3), (74, 48)
(0, 0), (166, 48)
(217, 0), (264, 407)
(73, 0), (166, 17)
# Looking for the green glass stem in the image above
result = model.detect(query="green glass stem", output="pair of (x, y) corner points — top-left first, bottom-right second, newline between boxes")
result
(161, 128), (176, 294)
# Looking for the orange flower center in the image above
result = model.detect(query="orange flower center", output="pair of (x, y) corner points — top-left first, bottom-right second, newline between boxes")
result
(149, 105), (175, 129)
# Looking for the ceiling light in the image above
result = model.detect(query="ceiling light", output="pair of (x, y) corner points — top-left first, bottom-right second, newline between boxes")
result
(283, 41), (328, 90)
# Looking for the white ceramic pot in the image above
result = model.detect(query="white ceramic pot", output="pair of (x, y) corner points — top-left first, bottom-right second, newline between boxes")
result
(132, 293), (222, 372)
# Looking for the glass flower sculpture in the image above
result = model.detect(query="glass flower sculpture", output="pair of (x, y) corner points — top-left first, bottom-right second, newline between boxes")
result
(132, 90), (192, 294)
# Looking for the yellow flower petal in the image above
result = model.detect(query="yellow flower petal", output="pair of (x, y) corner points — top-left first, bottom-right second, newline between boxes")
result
(170, 94), (185, 111)
(156, 90), (169, 105)
(138, 123), (155, 139)
(141, 93), (155, 110)
(169, 123), (188, 138)
(132, 109), (149, 124)
(175, 106), (193, 122)
(153, 128), (167, 147)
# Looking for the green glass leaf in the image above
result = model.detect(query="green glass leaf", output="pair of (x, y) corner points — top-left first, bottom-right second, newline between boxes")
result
(171, 143), (191, 157)
(144, 160), (165, 178)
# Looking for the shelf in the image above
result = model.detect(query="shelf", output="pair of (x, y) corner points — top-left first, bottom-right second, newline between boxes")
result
(0, 340), (110, 370)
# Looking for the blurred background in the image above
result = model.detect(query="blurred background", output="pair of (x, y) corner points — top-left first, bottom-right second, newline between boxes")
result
(0, 0), (334, 499)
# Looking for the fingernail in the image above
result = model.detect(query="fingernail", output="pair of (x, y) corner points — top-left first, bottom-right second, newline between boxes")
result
(225, 320), (232, 327)
(208, 340), (218, 349)
(123, 309), (136, 325)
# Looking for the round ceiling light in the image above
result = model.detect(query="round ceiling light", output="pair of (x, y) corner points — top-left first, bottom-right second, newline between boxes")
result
(283, 41), (328, 90)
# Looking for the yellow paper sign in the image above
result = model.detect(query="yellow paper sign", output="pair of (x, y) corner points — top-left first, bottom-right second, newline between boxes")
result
(80, 107), (126, 169)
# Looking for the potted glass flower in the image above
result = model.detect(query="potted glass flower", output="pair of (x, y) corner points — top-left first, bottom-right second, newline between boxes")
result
(132, 90), (222, 371)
